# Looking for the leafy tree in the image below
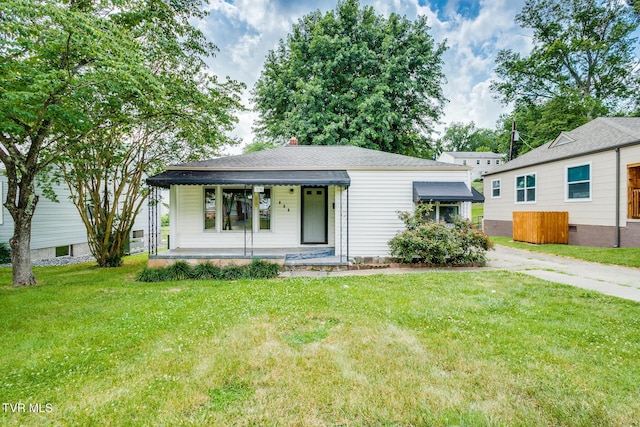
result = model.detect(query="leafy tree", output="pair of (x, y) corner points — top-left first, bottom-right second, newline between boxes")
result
(438, 122), (501, 154)
(59, 1), (243, 268)
(0, 0), (148, 285)
(252, 0), (446, 157)
(491, 0), (640, 149)
(0, 0), (242, 283)
(498, 93), (606, 156)
(243, 140), (280, 154)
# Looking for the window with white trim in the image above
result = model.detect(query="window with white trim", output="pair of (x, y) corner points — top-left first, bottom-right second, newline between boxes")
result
(566, 163), (591, 200)
(424, 203), (460, 224)
(515, 173), (536, 203)
(491, 179), (501, 198)
(204, 188), (217, 230)
(258, 188), (271, 230)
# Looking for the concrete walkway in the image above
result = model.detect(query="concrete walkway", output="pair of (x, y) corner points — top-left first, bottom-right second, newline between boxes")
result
(281, 245), (640, 303)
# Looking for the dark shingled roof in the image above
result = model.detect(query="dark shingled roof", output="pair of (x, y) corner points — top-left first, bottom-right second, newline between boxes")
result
(486, 117), (640, 176)
(169, 145), (466, 170)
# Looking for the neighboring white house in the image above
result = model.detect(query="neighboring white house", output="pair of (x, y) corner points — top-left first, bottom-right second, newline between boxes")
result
(146, 143), (483, 266)
(0, 170), (150, 260)
(437, 151), (504, 181)
(483, 117), (640, 248)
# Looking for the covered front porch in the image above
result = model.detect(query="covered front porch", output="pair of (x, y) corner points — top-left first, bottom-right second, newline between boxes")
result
(146, 169), (351, 268)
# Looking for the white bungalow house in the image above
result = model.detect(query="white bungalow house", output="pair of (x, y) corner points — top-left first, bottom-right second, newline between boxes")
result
(0, 168), (150, 261)
(437, 151), (504, 181)
(483, 117), (640, 248)
(146, 142), (483, 267)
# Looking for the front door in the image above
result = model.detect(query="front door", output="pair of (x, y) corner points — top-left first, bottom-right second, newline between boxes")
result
(302, 187), (327, 244)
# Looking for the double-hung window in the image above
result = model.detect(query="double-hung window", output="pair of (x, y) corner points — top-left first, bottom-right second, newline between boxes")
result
(491, 179), (501, 198)
(516, 173), (536, 203)
(566, 163), (591, 200)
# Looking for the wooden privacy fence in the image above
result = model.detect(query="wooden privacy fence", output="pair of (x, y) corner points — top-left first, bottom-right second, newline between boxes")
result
(512, 211), (568, 244)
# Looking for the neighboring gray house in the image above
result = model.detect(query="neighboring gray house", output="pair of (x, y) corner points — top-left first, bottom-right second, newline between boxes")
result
(483, 117), (640, 248)
(146, 143), (483, 267)
(437, 151), (504, 180)
(0, 170), (150, 260)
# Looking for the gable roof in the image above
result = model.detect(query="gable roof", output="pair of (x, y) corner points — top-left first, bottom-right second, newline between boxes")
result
(169, 145), (467, 171)
(485, 117), (640, 176)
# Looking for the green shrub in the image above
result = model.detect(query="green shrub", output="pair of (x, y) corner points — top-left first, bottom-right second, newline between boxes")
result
(192, 262), (222, 280)
(389, 206), (493, 266)
(220, 264), (247, 280)
(136, 267), (171, 282)
(0, 242), (10, 264)
(247, 259), (280, 279)
(165, 261), (193, 280)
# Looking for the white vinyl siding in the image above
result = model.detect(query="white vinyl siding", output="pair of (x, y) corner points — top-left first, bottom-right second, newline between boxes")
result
(0, 173), (149, 258)
(347, 170), (470, 258)
(170, 169), (472, 258)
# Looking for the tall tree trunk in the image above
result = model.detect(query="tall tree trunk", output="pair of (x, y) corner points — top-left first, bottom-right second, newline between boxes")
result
(9, 210), (37, 287)
(4, 168), (40, 287)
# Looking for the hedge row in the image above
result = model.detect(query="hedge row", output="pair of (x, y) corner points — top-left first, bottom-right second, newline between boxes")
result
(137, 259), (280, 282)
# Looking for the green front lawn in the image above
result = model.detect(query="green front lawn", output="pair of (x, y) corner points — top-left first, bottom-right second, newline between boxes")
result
(491, 236), (640, 268)
(1, 257), (639, 426)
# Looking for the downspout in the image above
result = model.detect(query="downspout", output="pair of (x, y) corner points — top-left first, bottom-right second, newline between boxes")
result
(615, 147), (621, 248)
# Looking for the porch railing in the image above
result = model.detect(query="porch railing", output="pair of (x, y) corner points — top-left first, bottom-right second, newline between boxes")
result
(630, 188), (640, 219)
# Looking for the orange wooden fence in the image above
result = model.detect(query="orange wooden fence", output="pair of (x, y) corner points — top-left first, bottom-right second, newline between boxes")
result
(512, 211), (568, 244)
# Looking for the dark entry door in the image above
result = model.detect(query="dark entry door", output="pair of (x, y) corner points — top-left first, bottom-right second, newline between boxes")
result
(302, 187), (327, 244)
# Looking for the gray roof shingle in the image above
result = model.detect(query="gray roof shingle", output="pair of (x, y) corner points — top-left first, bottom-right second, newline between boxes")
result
(170, 145), (466, 171)
(486, 117), (640, 176)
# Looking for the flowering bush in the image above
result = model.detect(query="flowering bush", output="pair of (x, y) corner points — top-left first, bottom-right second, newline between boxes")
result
(388, 205), (493, 265)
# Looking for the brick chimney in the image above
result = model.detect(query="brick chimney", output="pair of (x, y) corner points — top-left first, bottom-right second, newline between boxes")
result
(288, 137), (298, 146)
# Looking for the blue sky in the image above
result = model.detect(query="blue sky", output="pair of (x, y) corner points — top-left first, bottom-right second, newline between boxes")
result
(200, 0), (532, 152)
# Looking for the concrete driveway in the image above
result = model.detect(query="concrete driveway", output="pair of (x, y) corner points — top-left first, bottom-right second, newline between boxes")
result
(283, 245), (640, 303)
(487, 245), (640, 302)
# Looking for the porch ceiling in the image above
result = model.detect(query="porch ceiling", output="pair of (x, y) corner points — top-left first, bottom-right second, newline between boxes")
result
(146, 169), (351, 188)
